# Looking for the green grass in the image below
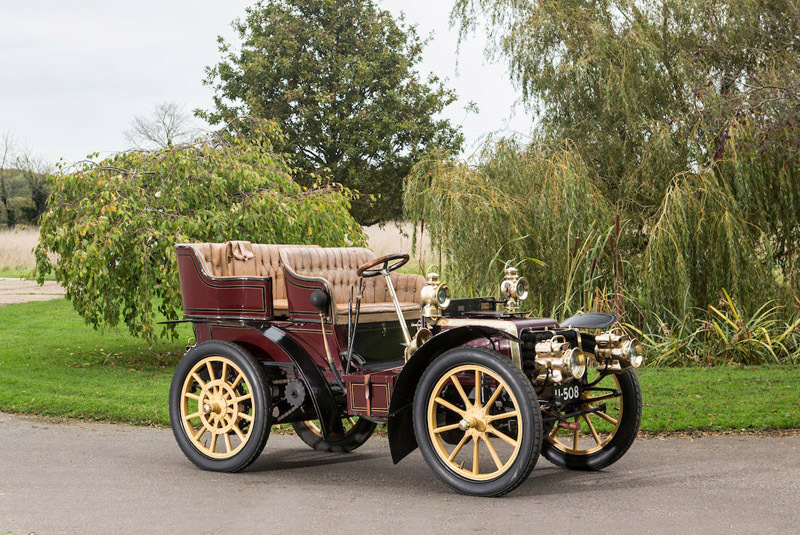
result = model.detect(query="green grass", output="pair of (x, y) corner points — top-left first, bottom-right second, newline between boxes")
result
(0, 268), (56, 280)
(0, 298), (798, 432)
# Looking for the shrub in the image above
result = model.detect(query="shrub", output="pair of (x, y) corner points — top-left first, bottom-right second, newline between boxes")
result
(36, 120), (363, 341)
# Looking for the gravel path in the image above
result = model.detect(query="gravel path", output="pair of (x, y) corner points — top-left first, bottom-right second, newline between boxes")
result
(0, 277), (64, 305)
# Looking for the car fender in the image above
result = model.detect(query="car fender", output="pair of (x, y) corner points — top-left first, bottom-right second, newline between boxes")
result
(387, 325), (519, 464)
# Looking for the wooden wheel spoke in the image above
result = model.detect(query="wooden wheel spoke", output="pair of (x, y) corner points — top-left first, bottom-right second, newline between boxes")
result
(236, 393), (252, 404)
(232, 424), (245, 441)
(593, 410), (619, 426)
(482, 435), (504, 470)
(583, 415), (602, 445)
(487, 425), (517, 447)
(585, 392), (622, 404)
(450, 375), (472, 408)
(435, 397), (466, 417)
(483, 383), (505, 410)
(487, 410), (518, 423)
(206, 362), (215, 381)
(572, 426), (580, 451)
(184, 411), (201, 421)
(231, 373), (243, 389)
(223, 432), (232, 453)
(209, 432), (218, 453)
(448, 433), (471, 461)
(474, 370), (482, 407)
(184, 392), (201, 401)
(221, 362), (228, 383)
(191, 372), (206, 388)
(433, 423), (461, 434)
(193, 426), (206, 441)
(238, 411), (253, 422)
(472, 436), (480, 475)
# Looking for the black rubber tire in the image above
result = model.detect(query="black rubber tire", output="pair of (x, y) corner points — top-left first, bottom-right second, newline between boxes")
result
(413, 347), (542, 497)
(169, 341), (272, 473)
(292, 418), (377, 453)
(542, 368), (642, 471)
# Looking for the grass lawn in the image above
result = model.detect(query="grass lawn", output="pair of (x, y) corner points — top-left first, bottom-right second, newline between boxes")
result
(0, 268), (56, 280)
(0, 298), (798, 432)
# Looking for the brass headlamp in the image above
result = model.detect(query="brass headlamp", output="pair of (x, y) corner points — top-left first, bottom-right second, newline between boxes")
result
(500, 266), (529, 312)
(533, 335), (587, 383)
(594, 328), (644, 371)
(421, 271), (451, 318)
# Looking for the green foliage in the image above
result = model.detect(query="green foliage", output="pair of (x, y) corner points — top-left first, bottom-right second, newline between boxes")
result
(7, 196), (35, 224)
(629, 294), (800, 367)
(402, 0), (800, 355)
(405, 139), (611, 314)
(35, 120), (363, 342)
(643, 171), (773, 318)
(200, 0), (463, 225)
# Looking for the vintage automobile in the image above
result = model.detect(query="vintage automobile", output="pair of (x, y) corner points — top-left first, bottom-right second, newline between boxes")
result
(168, 241), (644, 496)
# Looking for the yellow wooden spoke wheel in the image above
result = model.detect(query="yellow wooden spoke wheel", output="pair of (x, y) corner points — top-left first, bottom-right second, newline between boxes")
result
(180, 356), (255, 459)
(427, 364), (523, 480)
(413, 347), (542, 497)
(169, 341), (271, 473)
(542, 367), (641, 471)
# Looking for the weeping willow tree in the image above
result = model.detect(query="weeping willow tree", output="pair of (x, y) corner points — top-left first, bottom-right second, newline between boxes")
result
(642, 170), (773, 319)
(405, 139), (612, 316)
(403, 0), (799, 328)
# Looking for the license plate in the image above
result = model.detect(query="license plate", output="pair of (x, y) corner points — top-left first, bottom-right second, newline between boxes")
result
(554, 383), (581, 404)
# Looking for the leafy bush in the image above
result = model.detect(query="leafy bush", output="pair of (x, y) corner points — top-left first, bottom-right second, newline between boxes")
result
(36, 120), (363, 341)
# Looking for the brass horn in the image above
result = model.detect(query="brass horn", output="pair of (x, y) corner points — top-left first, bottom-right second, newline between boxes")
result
(404, 328), (432, 361)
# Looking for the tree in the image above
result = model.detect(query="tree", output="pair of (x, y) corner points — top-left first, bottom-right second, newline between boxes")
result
(441, 0), (800, 316)
(36, 119), (363, 341)
(0, 132), (12, 226)
(14, 150), (51, 223)
(125, 102), (196, 149)
(200, 0), (464, 225)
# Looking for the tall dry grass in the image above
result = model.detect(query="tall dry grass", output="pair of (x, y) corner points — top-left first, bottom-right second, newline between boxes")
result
(364, 220), (436, 271)
(0, 227), (40, 272)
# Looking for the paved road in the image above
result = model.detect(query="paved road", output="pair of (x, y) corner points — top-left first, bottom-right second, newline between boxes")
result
(1, 413), (798, 535)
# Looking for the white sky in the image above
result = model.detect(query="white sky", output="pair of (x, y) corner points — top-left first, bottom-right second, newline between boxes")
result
(0, 0), (534, 164)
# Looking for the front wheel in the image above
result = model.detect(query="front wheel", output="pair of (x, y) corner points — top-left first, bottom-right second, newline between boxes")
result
(413, 347), (542, 497)
(169, 341), (272, 472)
(542, 368), (641, 470)
(292, 417), (377, 452)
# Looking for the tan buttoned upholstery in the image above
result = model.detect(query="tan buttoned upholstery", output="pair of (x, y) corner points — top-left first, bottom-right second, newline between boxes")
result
(180, 241), (317, 316)
(279, 247), (425, 323)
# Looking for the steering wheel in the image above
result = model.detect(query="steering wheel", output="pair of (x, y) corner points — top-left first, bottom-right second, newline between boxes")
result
(357, 253), (410, 278)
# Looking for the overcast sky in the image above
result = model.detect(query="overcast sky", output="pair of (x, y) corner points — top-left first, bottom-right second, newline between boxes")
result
(0, 1), (534, 164)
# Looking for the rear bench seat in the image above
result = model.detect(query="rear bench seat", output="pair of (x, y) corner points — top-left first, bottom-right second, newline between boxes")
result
(279, 246), (425, 323)
(183, 241), (314, 316)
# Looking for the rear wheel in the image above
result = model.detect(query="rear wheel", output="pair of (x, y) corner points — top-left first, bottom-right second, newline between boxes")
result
(169, 341), (271, 472)
(413, 347), (542, 497)
(292, 417), (377, 452)
(542, 368), (641, 470)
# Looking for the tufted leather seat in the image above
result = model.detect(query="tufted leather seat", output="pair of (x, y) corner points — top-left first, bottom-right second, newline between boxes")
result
(279, 247), (425, 323)
(182, 241), (316, 316)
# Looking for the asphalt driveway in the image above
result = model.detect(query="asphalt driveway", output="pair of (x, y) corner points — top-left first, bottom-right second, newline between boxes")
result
(1, 412), (798, 535)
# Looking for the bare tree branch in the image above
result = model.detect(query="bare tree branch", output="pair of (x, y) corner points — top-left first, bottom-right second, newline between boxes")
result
(124, 102), (197, 149)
